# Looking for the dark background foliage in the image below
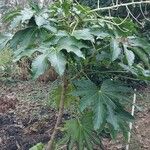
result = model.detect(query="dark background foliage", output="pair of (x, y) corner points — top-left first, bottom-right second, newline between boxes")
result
(78, 0), (150, 39)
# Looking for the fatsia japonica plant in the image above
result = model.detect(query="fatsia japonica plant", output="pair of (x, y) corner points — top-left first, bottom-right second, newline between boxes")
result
(1, 0), (150, 149)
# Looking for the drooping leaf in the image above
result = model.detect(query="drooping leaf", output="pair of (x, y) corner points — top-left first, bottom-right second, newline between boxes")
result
(107, 106), (119, 130)
(9, 8), (34, 29)
(35, 15), (48, 27)
(121, 63), (150, 80)
(72, 28), (95, 42)
(9, 27), (36, 49)
(57, 36), (87, 58)
(31, 46), (67, 76)
(124, 45), (135, 66)
(47, 49), (67, 75)
(20, 8), (34, 23)
(131, 47), (150, 68)
(35, 15), (57, 33)
(8, 27), (50, 60)
(32, 54), (49, 79)
(111, 38), (121, 61)
(90, 26), (110, 39)
(128, 36), (150, 55)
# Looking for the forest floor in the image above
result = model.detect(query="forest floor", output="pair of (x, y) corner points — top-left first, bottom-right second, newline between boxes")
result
(0, 79), (150, 150)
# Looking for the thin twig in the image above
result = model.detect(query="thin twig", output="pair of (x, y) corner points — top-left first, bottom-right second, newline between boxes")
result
(139, 3), (150, 21)
(108, 9), (129, 32)
(126, 5), (143, 26)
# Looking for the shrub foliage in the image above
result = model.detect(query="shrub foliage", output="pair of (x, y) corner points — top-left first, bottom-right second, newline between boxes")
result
(0, 0), (150, 149)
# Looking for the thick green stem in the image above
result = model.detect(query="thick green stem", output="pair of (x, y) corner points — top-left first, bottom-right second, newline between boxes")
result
(46, 73), (68, 150)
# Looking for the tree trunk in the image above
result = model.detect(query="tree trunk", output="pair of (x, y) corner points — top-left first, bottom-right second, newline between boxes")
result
(46, 72), (68, 150)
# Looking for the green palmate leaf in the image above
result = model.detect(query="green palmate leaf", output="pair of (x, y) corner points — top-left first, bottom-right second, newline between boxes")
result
(30, 46), (67, 76)
(128, 36), (150, 55)
(58, 113), (100, 150)
(111, 38), (121, 61)
(20, 8), (34, 23)
(42, 24), (57, 33)
(9, 27), (50, 59)
(9, 27), (37, 49)
(93, 96), (107, 130)
(32, 54), (49, 79)
(72, 28), (95, 42)
(35, 15), (47, 27)
(107, 106), (119, 130)
(107, 107), (131, 140)
(125, 49), (135, 66)
(121, 63), (150, 80)
(57, 36), (87, 58)
(5, 5), (57, 33)
(47, 49), (67, 75)
(72, 79), (133, 130)
(14, 43), (67, 77)
(35, 15), (57, 33)
(9, 8), (34, 29)
(131, 47), (150, 68)
(44, 31), (69, 45)
(90, 26), (110, 39)
(124, 45), (135, 66)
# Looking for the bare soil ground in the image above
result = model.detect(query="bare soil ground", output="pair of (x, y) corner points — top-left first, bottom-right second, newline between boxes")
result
(0, 80), (150, 150)
(0, 80), (58, 150)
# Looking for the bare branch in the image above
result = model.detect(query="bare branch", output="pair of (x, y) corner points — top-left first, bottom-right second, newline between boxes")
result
(139, 3), (150, 21)
(126, 5), (144, 26)
(90, 1), (150, 12)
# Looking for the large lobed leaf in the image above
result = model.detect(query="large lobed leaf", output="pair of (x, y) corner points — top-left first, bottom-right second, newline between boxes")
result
(72, 28), (95, 42)
(58, 113), (101, 150)
(31, 46), (67, 77)
(72, 79), (134, 132)
(110, 36), (150, 70)
(32, 54), (49, 79)
(57, 36), (87, 58)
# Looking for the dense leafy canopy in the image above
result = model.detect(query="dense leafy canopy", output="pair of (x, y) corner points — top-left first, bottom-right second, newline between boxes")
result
(0, 1), (150, 78)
